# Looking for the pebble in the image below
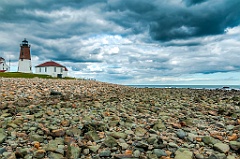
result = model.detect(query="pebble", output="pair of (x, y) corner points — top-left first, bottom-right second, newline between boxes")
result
(0, 78), (240, 158)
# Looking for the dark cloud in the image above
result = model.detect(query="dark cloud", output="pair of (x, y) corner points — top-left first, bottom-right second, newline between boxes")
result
(183, 0), (208, 6)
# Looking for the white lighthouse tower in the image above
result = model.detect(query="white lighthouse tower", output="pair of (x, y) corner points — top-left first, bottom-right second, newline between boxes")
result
(18, 38), (32, 73)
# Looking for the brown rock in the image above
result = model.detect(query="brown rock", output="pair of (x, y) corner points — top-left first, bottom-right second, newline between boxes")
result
(228, 133), (238, 141)
(52, 129), (65, 137)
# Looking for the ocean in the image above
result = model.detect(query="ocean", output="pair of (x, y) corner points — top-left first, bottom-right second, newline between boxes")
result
(126, 85), (240, 90)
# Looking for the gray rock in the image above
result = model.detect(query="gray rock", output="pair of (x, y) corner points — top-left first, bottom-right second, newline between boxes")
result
(229, 141), (240, 151)
(213, 143), (230, 153)
(174, 148), (193, 159)
(48, 152), (64, 159)
(202, 136), (219, 145)
(153, 120), (166, 131)
(208, 153), (226, 159)
(29, 133), (44, 142)
(176, 129), (187, 139)
(88, 145), (101, 153)
(153, 149), (167, 157)
(85, 131), (100, 141)
(135, 127), (147, 137)
(34, 149), (46, 159)
(109, 132), (127, 139)
(0, 147), (6, 154)
(133, 150), (141, 157)
(0, 129), (7, 144)
(99, 149), (111, 157)
(104, 136), (118, 148)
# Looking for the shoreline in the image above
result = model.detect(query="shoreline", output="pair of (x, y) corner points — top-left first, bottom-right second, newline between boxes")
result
(0, 78), (239, 158)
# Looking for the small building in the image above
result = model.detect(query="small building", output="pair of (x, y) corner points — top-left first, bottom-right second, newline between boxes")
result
(0, 57), (10, 72)
(35, 61), (68, 78)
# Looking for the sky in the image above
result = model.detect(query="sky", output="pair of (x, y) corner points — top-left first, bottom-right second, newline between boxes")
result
(0, 0), (240, 85)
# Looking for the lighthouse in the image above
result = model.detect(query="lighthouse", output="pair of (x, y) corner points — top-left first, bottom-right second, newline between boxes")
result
(18, 38), (32, 73)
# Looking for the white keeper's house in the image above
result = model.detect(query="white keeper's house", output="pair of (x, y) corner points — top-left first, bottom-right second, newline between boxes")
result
(0, 57), (10, 72)
(35, 61), (68, 78)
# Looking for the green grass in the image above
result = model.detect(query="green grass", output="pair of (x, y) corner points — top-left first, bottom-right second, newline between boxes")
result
(0, 72), (75, 79)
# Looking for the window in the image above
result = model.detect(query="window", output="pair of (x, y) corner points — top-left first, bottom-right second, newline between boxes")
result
(61, 67), (63, 72)
(39, 68), (41, 72)
(45, 67), (47, 72)
(54, 67), (56, 72)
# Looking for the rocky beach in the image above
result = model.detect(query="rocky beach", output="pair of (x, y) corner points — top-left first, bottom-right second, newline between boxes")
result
(0, 78), (239, 159)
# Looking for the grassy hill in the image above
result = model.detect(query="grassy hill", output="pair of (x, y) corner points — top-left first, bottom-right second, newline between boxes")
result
(0, 72), (74, 79)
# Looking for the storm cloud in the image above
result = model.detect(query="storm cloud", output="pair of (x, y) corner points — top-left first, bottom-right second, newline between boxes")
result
(0, 0), (240, 84)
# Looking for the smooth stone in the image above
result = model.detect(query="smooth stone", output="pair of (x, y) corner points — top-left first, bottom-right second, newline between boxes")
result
(29, 133), (44, 142)
(0, 147), (6, 154)
(213, 143), (230, 153)
(176, 129), (187, 139)
(135, 127), (147, 137)
(85, 131), (100, 141)
(153, 120), (166, 131)
(47, 138), (64, 151)
(169, 142), (179, 148)
(119, 143), (129, 150)
(52, 129), (65, 137)
(208, 153), (226, 159)
(48, 152), (64, 159)
(34, 149), (46, 159)
(55, 145), (65, 155)
(153, 149), (167, 157)
(99, 149), (111, 157)
(15, 148), (28, 158)
(227, 155), (236, 159)
(133, 150), (141, 157)
(88, 145), (101, 153)
(69, 144), (81, 159)
(174, 148), (193, 159)
(104, 136), (118, 148)
(0, 129), (7, 143)
(202, 136), (219, 145)
(109, 132), (127, 139)
(229, 141), (240, 151)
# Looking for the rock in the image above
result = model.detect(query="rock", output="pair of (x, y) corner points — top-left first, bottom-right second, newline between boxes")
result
(229, 141), (240, 151)
(135, 127), (147, 137)
(0, 129), (7, 143)
(133, 150), (141, 157)
(50, 90), (62, 96)
(47, 138), (64, 151)
(109, 132), (127, 139)
(213, 143), (230, 153)
(208, 153), (226, 159)
(0, 147), (6, 154)
(99, 149), (111, 157)
(48, 152), (64, 159)
(174, 148), (193, 159)
(85, 131), (100, 141)
(88, 145), (101, 153)
(153, 149), (167, 157)
(29, 133), (44, 142)
(67, 144), (81, 159)
(153, 120), (166, 131)
(15, 148), (28, 158)
(34, 149), (45, 159)
(176, 129), (187, 139)
(119, 143), (129, 150)
(52, 129), (65, 137)
(169, 142), (179, 148)
(202, 136), (219, 145)
(104, 136), (118, 148)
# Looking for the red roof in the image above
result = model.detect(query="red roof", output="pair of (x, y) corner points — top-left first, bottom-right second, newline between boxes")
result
(36, 61), (65, 68)
(35, 61), (68, 71)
